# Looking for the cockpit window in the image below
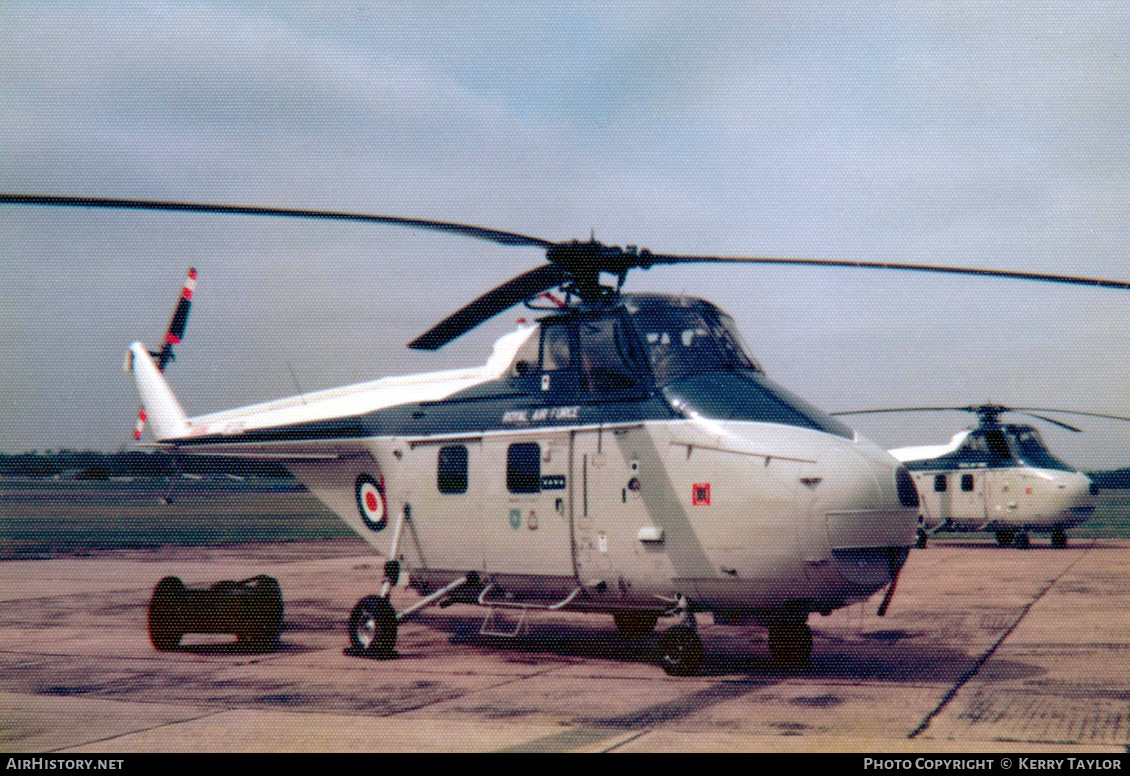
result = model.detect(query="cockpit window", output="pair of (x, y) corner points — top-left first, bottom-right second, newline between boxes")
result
(956, 426), (1074, 471)
(624, 296), (850, 438)
(630, 305), (760, 387)
(540, 322), (571, 372)
(1011, 427), (1073, 471)
(661, 370), (854, 438)
(957, 429), (1012, 465)
(577, 315), (644, 394)
(983, 429), (1012, 461)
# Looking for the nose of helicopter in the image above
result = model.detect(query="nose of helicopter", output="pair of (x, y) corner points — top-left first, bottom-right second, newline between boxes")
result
(1056, 471), (1098, 527)
(814, 441), (919, 595)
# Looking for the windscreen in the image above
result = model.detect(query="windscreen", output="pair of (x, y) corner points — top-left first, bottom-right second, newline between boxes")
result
(627, 297), (853, 439)
(629, 304), (760, 386)
(1010, 427), (1074, 471)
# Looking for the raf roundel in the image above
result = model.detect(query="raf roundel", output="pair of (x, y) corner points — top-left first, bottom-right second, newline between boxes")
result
(355, 475), (387, 532)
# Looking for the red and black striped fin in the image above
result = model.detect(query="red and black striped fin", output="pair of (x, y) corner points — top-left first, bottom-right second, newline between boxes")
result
(136, 268), (196, 439)
(150, 267), (197, 371)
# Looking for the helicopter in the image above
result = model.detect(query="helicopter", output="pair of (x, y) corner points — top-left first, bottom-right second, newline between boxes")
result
(5, 193), (1130, 677)
(832, 404), (1130, 549)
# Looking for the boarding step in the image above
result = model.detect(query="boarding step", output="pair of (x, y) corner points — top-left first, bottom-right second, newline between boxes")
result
(476, 584), (582, 638)
(479, 607), (530, 638)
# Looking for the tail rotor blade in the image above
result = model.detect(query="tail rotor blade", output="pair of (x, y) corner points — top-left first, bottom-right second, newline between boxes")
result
(153, 267), (197, 370)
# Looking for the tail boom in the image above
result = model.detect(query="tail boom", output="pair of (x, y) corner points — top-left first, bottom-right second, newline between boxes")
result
(126, 342), (189, 440)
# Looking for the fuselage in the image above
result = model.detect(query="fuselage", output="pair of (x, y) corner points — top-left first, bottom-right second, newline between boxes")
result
(894, 427), (1097, 534)
(141, 294), (919, 622)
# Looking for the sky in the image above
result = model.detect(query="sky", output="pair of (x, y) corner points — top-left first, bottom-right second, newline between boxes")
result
(3, 1), (1130, 469)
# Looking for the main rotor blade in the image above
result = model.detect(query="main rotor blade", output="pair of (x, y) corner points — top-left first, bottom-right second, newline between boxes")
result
(0, 194), (554, 249)
(1018, 413), (1083, 433)
(642, 253), (1130, 291)
(408, 264), (569, 350)
(1009, 408), (1130, 424)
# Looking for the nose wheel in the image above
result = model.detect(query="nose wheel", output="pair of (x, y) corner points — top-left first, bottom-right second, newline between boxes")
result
(1051, 530), (1068, 549)
(348, 595), (398, 657)
(658, 626), (704, 677)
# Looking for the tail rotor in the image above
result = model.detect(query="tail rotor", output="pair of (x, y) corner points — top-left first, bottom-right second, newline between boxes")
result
(132, 268), (196, 440)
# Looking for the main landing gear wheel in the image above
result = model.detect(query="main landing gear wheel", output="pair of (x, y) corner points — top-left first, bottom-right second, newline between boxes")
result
(348, 596), (398, 657)
(996, 530), (1015, 547)
(768, 621), (813, 669)
(1051, 530), (1068, 549)
(614, 611), (659, 639)
(1014, 532), (1030, 550)
(658, 626), (704, 677)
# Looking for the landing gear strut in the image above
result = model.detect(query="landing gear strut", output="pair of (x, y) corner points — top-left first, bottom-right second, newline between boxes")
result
(348, 504), (408, 658)
(346, 500), (474, 660)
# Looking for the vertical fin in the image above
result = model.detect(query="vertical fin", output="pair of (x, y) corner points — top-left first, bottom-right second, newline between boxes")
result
(134, 268), (196, 439)
(126, 343), (190, 440)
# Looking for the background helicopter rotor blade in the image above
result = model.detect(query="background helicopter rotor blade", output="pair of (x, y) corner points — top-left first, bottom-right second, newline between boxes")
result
(407, 264), (570, 350)
(1008, 408), (1130, 424)
(1015, 413), (1084, 433)
(833, 404), (1130, 433)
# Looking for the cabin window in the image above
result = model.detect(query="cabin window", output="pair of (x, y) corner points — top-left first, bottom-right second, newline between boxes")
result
(961, 474), (974, 492)
(509, 330), (540, 377)
(934, 474), (947, 492)
(437, 445), (468, 494)
(507, 442), (541, 494)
